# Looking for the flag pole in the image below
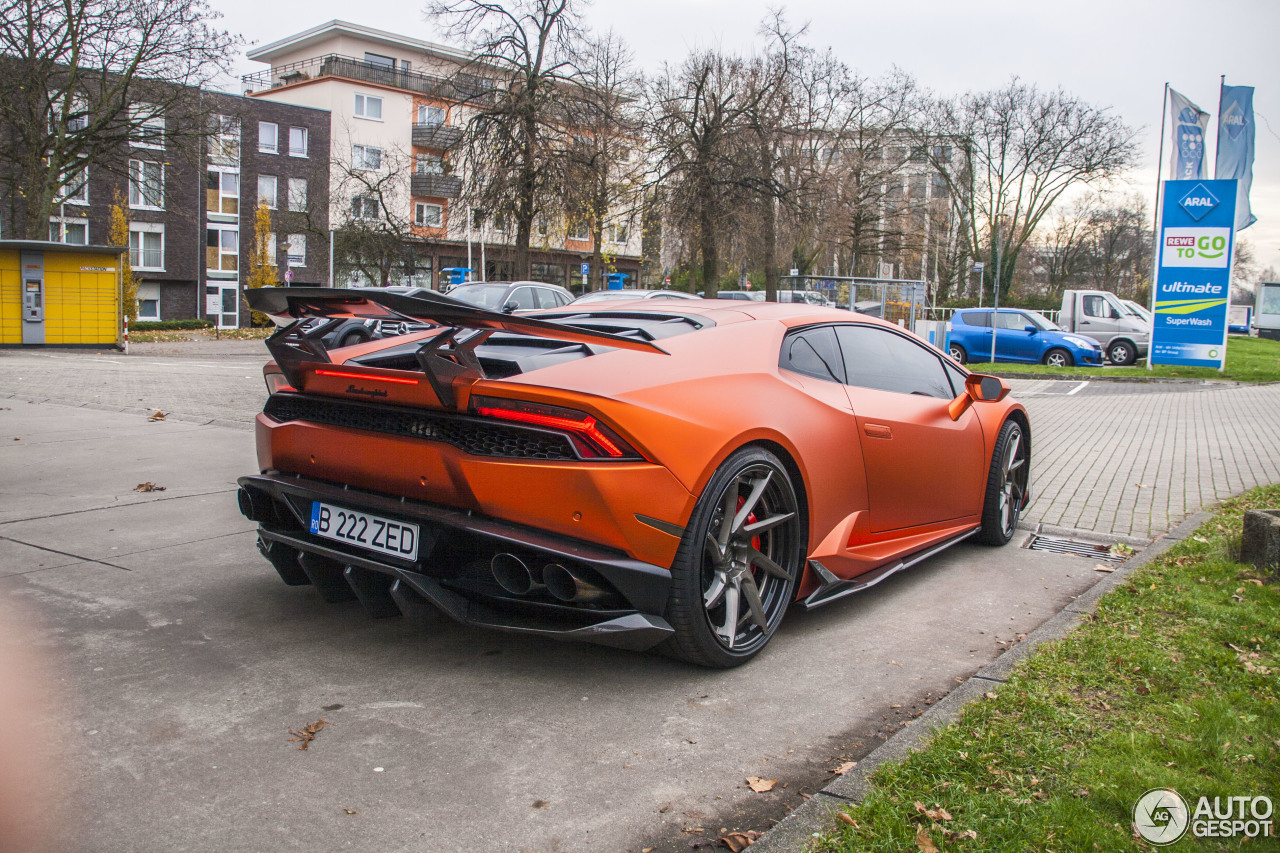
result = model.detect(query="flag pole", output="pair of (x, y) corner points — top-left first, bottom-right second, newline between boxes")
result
(1146, 82), (1169, 371)
(1218, 74), (1231, 373)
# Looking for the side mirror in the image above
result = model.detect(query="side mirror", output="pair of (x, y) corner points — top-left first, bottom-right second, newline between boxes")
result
(502, 300), (518, 314)
(1024, 324), (1037, 333)
(948, 372), (1009, 420)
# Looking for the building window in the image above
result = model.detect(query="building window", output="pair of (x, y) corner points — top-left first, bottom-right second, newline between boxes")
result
(289, 126), (308, 157)
(286, 233), (306, 267)
(417, 105), (445, 125)
(129, 224), (164, 270)
(352, 144), (382, 171)
(287, 178), (307, 212)
(128, 159), (164, 209)
(265, 232), (277, 258)
(414, 154), (443, 175)
(536, 217), (549, 237)
(351, 195), (380, 220)
(606, 222), (629, 244)
(210, 114), (240, 164)
(258, 174), (277, 209)
(49, 217), (88, 244)
(58, 163), (89, 204)
(363, 52), (395, 69)
(259, 121), (278, 154)
(567, 221), (589, 240)
(206, 227), (238, 272)
(206, 170), (239, 217)
(414, 202), (442, 227)
(354, 93), (383, 120)
(138, 297), (160, 319)
(130, 104), (164, 149)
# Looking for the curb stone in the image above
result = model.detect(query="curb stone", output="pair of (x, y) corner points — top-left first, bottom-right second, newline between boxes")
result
(746, 510), (1215, 853)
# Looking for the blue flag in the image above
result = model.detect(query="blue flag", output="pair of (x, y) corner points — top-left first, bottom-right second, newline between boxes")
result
(1169, 88), (1209, 180)
(1215, 85), (1256, 230)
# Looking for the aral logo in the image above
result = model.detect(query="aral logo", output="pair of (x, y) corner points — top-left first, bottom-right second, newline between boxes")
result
(1179, 184), (1219, 221)
(1221, 100), (1247, 141)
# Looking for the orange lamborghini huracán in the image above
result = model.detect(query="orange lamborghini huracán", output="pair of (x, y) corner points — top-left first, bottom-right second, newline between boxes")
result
(237, 288), (1030, 667)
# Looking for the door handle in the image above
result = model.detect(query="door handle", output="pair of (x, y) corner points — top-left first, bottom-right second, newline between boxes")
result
(863, 423), (892, 439)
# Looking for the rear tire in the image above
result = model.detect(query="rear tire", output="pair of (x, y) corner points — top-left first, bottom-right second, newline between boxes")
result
(661, 447), (803, 668)
(1042, 348), (1073, 368)
(948, 343), (967, 364)
(977, 420), (1030, 545)
(1107, 340), (1136, 366)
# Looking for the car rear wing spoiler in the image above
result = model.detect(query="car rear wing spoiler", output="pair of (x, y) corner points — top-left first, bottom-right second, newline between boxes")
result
(245, 287), (667, 409)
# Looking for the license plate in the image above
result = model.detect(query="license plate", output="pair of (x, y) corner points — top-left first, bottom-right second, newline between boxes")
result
(309, 502), (419, 561)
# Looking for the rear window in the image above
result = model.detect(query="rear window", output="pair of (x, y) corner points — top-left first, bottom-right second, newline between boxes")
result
(958, 312), (991, 328)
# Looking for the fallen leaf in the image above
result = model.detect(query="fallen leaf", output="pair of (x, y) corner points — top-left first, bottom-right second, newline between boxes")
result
(945, 828), (978, 841)
(915, 825), (939, 853)
(717, 829), (762, 851)
(984, 692), (997, 700)
(1243, 579), (1263, 586)
(342, 808), (356, 815)
(914, 801), (953, 821)
(286, 718), (329, 750)
(134, 482), (167, 493)
(831, 761), (858, 775)
(642, 848), (655, 853)
(1092, 565), (1116, 573)
(746, 777), (777, 793)
(1192, 535), (1209, 543)
(836, 812), (856, 827)
(148, 410), (166, 421)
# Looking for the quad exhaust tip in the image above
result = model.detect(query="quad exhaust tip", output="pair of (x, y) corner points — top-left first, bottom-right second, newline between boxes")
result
(543, 562), (609, 604)
(490, 553), (542, 595)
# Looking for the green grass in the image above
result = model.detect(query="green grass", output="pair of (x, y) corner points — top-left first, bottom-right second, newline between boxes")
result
(816, 484), (1280, 852)
(970, 335), (1280, 383)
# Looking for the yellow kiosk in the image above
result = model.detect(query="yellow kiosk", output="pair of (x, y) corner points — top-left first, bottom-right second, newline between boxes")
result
(0, 241), (126, 347)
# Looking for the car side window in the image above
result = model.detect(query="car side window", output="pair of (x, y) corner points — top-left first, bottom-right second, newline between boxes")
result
(959, 311), (990, 328)
(509, 287), (537, 310)
(780, 326), (845, 384)
(835, 324), (955, 399)
(1082, 295), (1110, 319)
(995, 312), (1028, 330)
(533, 287), (559, 309)
(943, 361), (968, 398)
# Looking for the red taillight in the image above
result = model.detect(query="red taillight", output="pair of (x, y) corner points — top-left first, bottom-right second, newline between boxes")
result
(313, 369), (419, 386)
(264, 371), (295, 395)
(471, 396), (644, 460)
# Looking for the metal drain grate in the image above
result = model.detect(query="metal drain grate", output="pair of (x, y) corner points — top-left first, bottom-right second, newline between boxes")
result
(1024, 534), (1126, 563)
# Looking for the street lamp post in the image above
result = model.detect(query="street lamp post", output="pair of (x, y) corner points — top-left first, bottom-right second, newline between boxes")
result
(974, 262), (985, 308)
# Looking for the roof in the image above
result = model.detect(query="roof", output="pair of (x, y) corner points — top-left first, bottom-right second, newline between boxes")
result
(247, 20), (474, 66)
(0, 240), (126, 255)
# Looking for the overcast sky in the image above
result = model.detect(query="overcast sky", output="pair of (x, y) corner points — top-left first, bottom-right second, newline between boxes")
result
(216, 0), (1280, 277)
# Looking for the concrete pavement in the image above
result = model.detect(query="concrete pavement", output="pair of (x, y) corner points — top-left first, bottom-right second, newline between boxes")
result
(5, 402), (1098, 853)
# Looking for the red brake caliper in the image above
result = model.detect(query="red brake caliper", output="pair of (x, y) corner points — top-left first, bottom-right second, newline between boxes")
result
(736, 496), (763, 576)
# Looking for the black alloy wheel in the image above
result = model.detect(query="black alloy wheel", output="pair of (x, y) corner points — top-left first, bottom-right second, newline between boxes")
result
(977, 420), (1030, 545)
(662, 447), (803, 668)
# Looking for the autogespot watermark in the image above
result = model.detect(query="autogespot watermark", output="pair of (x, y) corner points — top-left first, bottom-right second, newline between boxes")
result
(1133, 788), (1274, 845)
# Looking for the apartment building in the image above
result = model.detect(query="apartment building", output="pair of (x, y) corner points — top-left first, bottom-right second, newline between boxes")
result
(25, 90), (329, 327)
(242, 20), (643, 291)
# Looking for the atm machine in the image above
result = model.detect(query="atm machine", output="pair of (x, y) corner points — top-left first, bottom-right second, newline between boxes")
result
(21, 251), (44, 345)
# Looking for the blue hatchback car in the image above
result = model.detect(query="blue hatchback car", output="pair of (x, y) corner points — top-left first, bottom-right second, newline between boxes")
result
(947, 308), (1103, 367)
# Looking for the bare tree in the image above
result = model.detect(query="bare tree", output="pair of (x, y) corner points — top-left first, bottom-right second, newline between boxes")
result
(331, 136), (418, 287)
(427, 0), (585, 280)
(0, 0), (241, 238)
(647, 48), (751, 297)
(563, 30), (645, 291)
(918, 78), (1139, 300)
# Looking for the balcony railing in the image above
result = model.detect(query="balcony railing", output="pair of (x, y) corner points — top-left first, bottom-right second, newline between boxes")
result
(241, 54), (492, 101)
(410, 174), (462, 198)
(412, 123), (463, 149)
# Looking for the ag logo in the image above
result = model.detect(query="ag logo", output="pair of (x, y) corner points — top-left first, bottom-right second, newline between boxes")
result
(1134, 788), (1190, 845)
(1179, 184), (1219, 221)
